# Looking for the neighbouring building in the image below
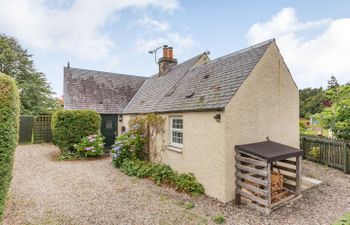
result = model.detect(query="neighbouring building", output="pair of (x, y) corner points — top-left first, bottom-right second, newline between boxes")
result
(64, 39), (299, 202)
(63, 68), (146, 147)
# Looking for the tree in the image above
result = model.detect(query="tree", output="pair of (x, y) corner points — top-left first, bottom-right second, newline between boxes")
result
(327, 75), (339, 89)
(299, 87), (326, 119)
(318, 76), (350, 139)
(0, 34), (60, 115)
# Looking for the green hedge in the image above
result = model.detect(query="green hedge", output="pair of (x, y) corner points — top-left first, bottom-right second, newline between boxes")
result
(51, 110), (101, 153)
(0, 73), (20, 221)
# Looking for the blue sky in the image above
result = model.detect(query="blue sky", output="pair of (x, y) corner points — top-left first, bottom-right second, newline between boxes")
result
(0, 0), (349, 96)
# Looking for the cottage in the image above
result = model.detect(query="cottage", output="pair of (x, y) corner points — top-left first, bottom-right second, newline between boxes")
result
(64, 39), (299, 204)
(120, 39), (299, 203)
(64, 68), (146, 147)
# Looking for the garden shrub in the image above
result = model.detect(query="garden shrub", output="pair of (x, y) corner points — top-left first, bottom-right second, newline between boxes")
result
(118, 159), (204, 195)
(149, 163), (175, 185)
(51, 110), (100, 153)
(74, 134), (105, 157)
(111, 133), (144, 167)
(0, 73), (20, 221)
(120, 159), (153, 177)
(175, 173), (205, 195)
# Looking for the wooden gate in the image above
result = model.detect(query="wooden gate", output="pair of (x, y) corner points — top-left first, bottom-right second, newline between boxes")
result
(19, 115), (34, 143)
(33, 115), (52, 143)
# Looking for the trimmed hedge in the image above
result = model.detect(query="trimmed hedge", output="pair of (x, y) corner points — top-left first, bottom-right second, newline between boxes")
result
(0, 73), (20, 221)
(51, 110), (101, 153)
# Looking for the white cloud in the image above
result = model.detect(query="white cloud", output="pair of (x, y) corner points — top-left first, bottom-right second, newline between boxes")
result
(136, 32), (195, 54)
(247, 7), (350, 88)
(0, 0), (179, 67)
(134, 13), (195, 56)
(137, 15), (169, 31)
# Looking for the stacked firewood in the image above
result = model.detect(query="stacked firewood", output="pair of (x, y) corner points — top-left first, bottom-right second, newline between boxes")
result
(271, 171), (289, 202)
(271, 171), (284, 193)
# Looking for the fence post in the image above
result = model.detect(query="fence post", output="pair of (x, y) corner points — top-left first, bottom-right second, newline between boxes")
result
(343, 144), (347, 173)
(346, 144), (350, 174)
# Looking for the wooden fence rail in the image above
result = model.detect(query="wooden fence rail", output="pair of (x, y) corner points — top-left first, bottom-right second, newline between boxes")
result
(300, 136), (350, 173)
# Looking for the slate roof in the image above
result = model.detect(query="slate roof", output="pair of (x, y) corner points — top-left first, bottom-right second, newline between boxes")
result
(123, 39), (274, 114)
(64, 67), (146, 114)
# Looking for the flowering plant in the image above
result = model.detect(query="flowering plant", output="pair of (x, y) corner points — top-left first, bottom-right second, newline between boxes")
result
(111, 133), (144, 167)
(74, 134), (105, 157)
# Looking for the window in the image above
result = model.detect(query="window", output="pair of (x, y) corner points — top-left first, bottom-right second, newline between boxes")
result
(170, 117), (183, 148)
(105, 119), (113, 129)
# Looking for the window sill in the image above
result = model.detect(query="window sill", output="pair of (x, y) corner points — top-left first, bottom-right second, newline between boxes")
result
(168, 145), (183, 153)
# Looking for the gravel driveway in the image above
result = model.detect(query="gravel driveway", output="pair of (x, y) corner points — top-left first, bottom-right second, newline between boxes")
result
(2, 144), (350, 225)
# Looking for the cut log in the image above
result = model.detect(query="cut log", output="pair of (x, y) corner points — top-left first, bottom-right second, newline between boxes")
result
(271, 171), (284, 193)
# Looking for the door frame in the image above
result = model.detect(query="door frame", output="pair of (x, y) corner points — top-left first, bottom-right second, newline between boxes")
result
(100, 114), (118, 148)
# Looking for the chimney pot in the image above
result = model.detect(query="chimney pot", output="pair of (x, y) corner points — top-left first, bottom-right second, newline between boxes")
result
(158, 45), (177, 76)
(168, 47), (173, 60)
(163, 46), (168, 59)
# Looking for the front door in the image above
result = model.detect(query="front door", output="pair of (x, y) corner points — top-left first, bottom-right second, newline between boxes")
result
(100, 115), (118, 148)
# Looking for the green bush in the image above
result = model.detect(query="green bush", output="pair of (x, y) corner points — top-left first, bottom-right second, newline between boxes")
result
(118, 159), (204, 195)
(120, 159), (153, 177)
(74, 134), (105, 157)
(175, 173), (205, 195)
(149, 163), (175, 185)
(111, 133), (144, 168)
(51, 110), (100, 153)
(0, 73), (20, 221)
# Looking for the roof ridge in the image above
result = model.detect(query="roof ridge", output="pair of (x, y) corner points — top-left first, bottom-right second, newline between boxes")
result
(151, 52), (207, 77)
(207, 38), (275, 64)
(65, 67), (146, 79)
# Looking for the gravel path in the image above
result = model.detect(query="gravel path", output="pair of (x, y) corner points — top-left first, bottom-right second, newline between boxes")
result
(2, 144), (350, 225)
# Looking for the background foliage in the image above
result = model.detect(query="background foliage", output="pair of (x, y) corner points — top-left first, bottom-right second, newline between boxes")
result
(0, 73), (20, 221)
(0, 34), (60, 115)
(317, 77), (350, 139)
(51, 110), (101, 153)
(299, 87), (326, 119)
(299, 76), (350, 140)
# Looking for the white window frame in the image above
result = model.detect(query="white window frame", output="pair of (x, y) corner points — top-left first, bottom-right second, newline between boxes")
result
(170, 116), (183, 149)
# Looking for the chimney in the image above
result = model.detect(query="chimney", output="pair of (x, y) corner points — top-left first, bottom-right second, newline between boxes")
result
(158, 45), (177, 75)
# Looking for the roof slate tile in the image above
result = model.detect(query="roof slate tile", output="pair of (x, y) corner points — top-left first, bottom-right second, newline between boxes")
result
(64, 68), (146, 114)
(123, 39), (273, 114)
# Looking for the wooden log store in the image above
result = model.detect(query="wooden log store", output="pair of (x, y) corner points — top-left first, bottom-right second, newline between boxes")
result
(235, 140), (303, 214)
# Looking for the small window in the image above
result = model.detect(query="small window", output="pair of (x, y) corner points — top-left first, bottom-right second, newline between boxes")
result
(170, 117), (183, 148)
(106, 120), (113, 129)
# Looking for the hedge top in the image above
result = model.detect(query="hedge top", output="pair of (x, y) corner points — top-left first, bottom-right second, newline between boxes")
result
(0, 73), (20, 107)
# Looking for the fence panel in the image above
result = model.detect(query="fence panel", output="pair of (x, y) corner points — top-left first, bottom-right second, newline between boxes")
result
(19, 115), (34, 143)
(33, 115), (52, 143)
(300, 136), (350, 173)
